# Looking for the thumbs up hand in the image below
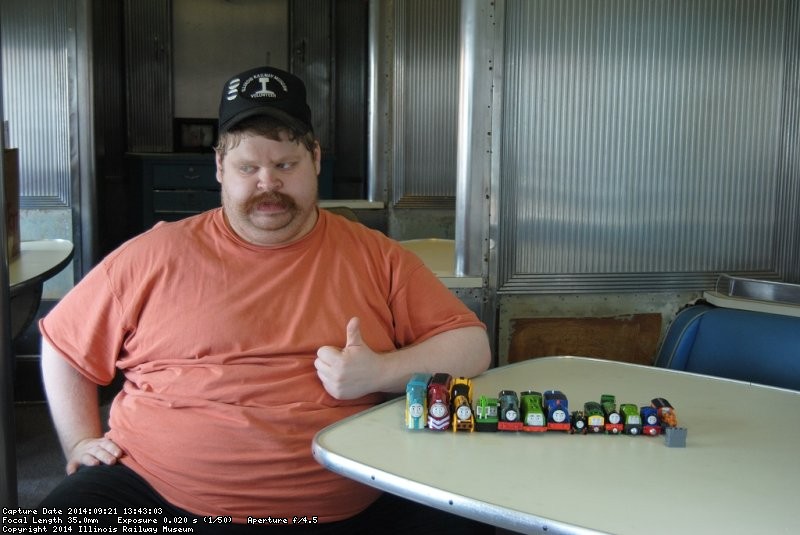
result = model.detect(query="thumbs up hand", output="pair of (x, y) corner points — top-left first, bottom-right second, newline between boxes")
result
(343, 316), (365, 351)
(315, 317), (383, 400)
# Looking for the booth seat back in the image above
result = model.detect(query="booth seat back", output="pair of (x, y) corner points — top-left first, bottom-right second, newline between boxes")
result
(654, 304), (800, 391)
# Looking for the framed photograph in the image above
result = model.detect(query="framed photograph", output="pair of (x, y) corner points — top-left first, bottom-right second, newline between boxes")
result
(174, 118), (217, 152)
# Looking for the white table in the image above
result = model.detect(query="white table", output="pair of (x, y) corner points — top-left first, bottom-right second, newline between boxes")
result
(313, 356), (800, 534)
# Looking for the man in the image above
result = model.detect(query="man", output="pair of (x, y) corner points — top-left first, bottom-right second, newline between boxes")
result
(38, 66), (491, 533)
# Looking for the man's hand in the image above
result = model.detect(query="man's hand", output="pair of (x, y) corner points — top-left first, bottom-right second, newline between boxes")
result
(41, 339), (126, 476)
(65, 437), (124, 475)
(315, 317), (383, 400)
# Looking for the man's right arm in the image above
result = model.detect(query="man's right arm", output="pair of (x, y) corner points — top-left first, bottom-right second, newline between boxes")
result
(41, 338), (123, 474)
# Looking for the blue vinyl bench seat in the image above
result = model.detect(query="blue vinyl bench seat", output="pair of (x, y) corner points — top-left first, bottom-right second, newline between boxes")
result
(654, 304), (800, 391)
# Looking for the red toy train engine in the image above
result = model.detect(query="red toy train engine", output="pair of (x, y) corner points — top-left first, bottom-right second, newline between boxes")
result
(427, 373), (453, 430)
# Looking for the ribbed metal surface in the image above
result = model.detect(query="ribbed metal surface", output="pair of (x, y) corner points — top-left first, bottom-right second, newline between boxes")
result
(124, 0), (173, 153)
(715, 274), (800, 305)
(499, 0), (798, 292)
(290, 0), (332, 151)
(776, 1), (800, 282)
(393, 0), (459, 205)
(0, 0), (72, 207)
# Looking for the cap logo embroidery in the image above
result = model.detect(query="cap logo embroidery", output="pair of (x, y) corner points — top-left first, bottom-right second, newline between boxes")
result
(252, 76), (277, 98)
(225, 77), (241, 102)
(241, 73), (288, 101)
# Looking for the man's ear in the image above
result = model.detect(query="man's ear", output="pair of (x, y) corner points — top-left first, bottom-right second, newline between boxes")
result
(313, 141), (322, 176)
(215, 150), (224, 184)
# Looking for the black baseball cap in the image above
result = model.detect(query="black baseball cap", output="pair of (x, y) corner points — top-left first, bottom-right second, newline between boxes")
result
(218, 66), (313, 134)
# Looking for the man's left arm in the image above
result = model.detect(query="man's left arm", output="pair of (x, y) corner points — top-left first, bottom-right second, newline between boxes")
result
(315, 316), (491, 400)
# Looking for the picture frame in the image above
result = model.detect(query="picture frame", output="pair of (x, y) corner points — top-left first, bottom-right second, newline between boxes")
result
(173, 118), (217, 152)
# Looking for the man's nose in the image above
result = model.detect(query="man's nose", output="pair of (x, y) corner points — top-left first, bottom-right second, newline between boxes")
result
(257, 169), (283, 191)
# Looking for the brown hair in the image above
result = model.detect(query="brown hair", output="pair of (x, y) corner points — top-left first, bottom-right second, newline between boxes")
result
(215, 115), (317, 162)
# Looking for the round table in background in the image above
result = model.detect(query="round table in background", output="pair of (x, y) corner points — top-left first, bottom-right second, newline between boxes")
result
(8, 239), (74, 340)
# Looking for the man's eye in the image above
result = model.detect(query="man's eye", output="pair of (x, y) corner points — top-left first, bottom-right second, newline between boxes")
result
(239, 165), (255, 173)
(277, 162), (294, 170)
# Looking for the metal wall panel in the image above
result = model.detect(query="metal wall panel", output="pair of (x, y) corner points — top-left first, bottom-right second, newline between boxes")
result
(392, 0), (459, 206)
(498, 0), (800, 292)
(124, 0), (173, 153)
(290, 0), (332, 151)
(776, 1), (800, 282)
(0, 0), (73, 207)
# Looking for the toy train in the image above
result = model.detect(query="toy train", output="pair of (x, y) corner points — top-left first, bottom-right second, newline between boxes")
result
(405, 373), (679, 436)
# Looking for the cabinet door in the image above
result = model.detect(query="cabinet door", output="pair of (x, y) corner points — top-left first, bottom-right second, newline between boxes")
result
(153, 190), (221, 219)
(135, 154), (220, 229)
(152, 162), (218, 189)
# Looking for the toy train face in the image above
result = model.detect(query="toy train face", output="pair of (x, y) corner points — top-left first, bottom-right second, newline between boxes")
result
(604, 408), (621, 425)
(450, 377), (475, 432)
(524, 410), (544, 427)
(640, 406), (660, 435)
(583, 401), (605, 433)
(405, 373), (431, 430)
(520, 391), (546, 430)
(499, 390), (520, 422)
(429, 401), (448, 419)
(497, 390), (524, 431)
(570, 410), (587, 434)
(620, 403), (642, 435)
(427, 373), (453, 430)
(543, 390), (570, 431)
(601, 394), (624, 434)
(455, 398), (473, 421)
(452, 394), (475, 431)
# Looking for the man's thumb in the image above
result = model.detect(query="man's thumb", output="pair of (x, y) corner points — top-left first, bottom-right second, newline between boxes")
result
(345, 317), (363, 348)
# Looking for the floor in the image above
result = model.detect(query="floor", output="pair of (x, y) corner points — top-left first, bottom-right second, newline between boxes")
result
(14, 401), (65, 506)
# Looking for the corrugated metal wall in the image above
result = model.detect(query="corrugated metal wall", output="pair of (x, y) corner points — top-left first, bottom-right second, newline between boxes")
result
(124, 0), (173, 153)
(0, 0), (73, 207)
(776, 0), (800, 282)
(290, 0), (332, 151)
(498, 0), (800, 292)
(392, 0), (459, 206)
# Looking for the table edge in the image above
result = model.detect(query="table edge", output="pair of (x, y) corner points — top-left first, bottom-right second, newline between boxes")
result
(312, 356), (800, 533)
(10, 239), (74, 296)
(311, 436), (604, 535)
(311, 357), (624, 534)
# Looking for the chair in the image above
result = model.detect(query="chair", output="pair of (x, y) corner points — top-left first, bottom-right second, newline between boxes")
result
(322, 206), (359, 222)
(398, 239), (455, 276)
(654, 303), (800, 391)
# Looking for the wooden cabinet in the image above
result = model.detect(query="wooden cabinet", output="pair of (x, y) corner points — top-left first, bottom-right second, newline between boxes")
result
(130, 153), (219, 229)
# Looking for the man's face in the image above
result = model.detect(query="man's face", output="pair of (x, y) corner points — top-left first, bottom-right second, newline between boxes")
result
(216, 132), (321, 246)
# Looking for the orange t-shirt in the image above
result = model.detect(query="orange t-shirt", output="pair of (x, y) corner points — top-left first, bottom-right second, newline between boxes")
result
(40, 208), (483, 523)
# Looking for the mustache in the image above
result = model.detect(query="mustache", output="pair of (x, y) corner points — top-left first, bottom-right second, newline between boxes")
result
(245, 191), (297, 212)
